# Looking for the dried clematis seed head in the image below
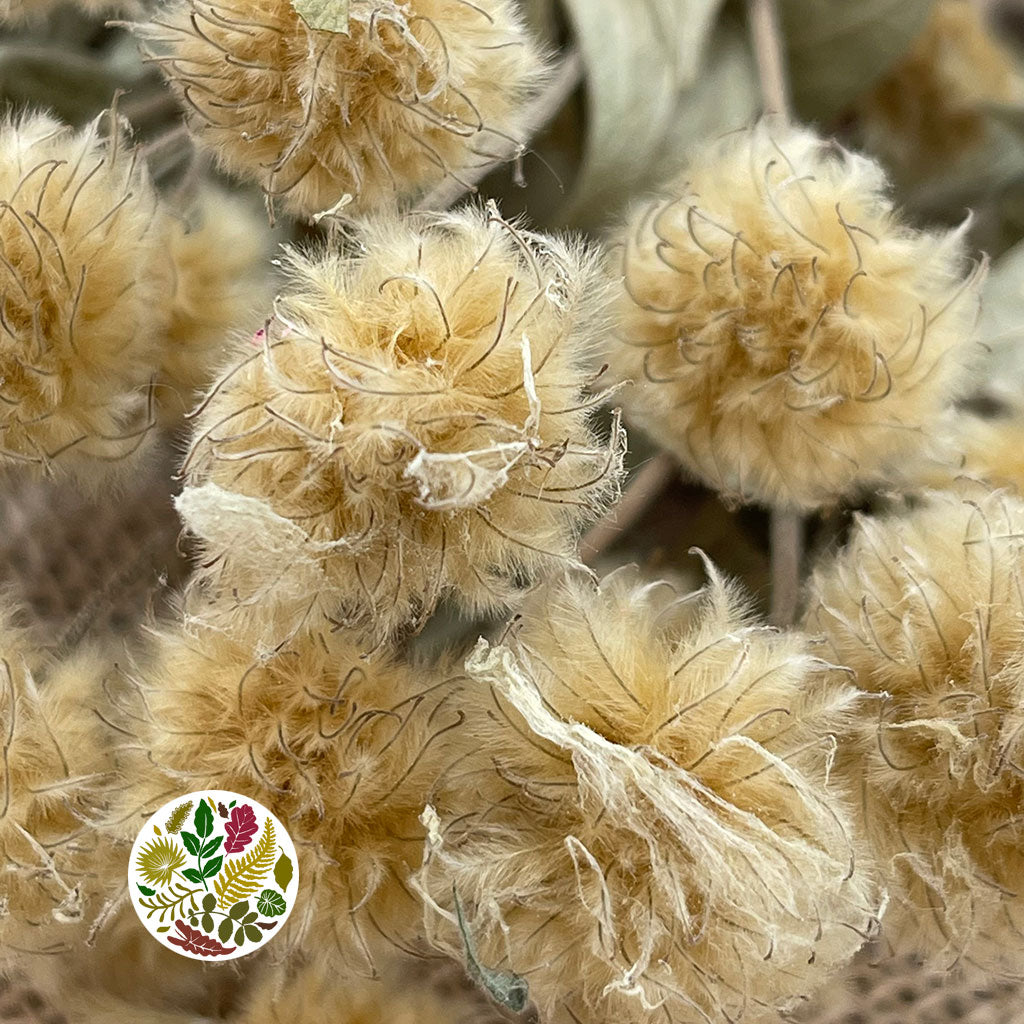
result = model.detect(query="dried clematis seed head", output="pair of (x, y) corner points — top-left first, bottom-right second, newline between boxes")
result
(178, 205), (623, 642)
(156, 187), (275, 426)
(131, 0), (548, 218)
(805, 487), (1024, 972)
(417, 563), (884, 1024)
(0, 111), (166, 482)
(109, 618), (460, 970)
(606, 122), (985, 511)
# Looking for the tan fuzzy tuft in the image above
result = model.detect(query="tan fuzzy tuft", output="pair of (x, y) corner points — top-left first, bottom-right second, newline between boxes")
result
(232, 955), (505, 1024)
(0, 0), (139, 23)
(179, 207), (623, 642)
(157, 188), (275, 425)
(110, 619), (460, 971)
(607, 123), (984, 511)
(859, 0), (1021, 177)
(0, 625), (124, 966)
(132, 0), (547, 218)
(0, 112), (165, 481)
(417, 565), (883, 1024)
(804, 488), (1024, 971)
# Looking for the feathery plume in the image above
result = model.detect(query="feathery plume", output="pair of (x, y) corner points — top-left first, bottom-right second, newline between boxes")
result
(178, 207), (623, 642)
(109, 618), (460, 971)
(607, 123), (984, 511)
(131, 0), (548, 218)
(418, 565), (883, 1024)
(0, 111), (165, 481)
(804, 488), (1024, 971)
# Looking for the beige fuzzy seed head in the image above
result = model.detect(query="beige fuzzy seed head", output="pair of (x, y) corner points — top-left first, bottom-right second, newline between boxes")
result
(0, 112), (165, 481)
(418, 565), (883, 1024)
(134, 0), (547, 218)
(804, 488), (1024, 971)
(179, 207), (623, 643)
(607, 123), (984, 511)
(110, 619), (459, 971)
(0, 621), (122, 966)
(156, 188), (275, 425)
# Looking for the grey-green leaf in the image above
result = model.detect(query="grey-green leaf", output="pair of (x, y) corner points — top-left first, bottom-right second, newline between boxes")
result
(453, 889), (528, 1012)
(291, 0), (348, 33)
(559, 0), (726, 225)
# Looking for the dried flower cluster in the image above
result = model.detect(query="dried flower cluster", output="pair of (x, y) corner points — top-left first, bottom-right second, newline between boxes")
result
(135, 0), (547, 217)
(805, 489), (1024, 971)
(0, 113), (164, 479)
(418, 566), (883, 1024)
(0, 607), (121, 964)
(178, 207), (622, 642)
(111, 618), (456, 969)
(607, 124), (984, 510)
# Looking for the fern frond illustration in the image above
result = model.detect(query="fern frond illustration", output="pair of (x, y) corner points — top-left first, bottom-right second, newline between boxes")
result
(213, 818), (276, 909)
(137, 836), (188, 886)
(165, 799), (194, 834)
(137, 882), (203, 923)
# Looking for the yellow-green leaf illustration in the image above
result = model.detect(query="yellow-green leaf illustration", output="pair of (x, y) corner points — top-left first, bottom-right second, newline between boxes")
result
(136, 836), (187, 887)
(214, 818), (276, 909)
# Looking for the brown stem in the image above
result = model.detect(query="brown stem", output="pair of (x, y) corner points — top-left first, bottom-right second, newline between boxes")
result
(580, 452), (676, 564)
(748, 0), (805, 624)
(416, 48), (583, 212)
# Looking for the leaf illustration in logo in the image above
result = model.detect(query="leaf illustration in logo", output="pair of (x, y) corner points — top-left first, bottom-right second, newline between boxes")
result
(202, 855), (224, 879)
(182, 868), (204, 884)
(256, 889), (287, 917)
(137, 883), (202, 923)
(217, 801), (229, 819)
(273, 851), (293, 890)
(137, 837), (187, 887)
(137, 883), (156, 897)
(200, 836), (223, 859)
(166, 920), (236, 957)
(214, 818), (276, 908)
(194, 800), (214, 839)
(224, 804), (258, 853)
(180, 831), (200, 856)
(164, 800), (193, 835)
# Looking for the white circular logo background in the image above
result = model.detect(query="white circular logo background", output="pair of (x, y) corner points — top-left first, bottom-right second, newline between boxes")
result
(129, 790), (298, 961)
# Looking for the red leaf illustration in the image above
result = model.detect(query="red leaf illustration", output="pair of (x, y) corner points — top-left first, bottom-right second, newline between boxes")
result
(224, 804), (258, 853)
(167, 920), (236, 957)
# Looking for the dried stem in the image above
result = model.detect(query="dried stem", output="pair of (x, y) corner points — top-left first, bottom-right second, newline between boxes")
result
(580, 452), (676, 564)
(748, 0), (803, 624)
(417, 48), (583, 212)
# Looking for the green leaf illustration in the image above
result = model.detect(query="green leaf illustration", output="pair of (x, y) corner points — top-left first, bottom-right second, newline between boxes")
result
(201, 913), (214, 932)
(164, 800), (193, 835)
(243, 912), (258, 924)
(182, 868), (204, 884)
(180, 831), (200, 856)
(229, 900), (250, 920)
(244, 925), (262, 942)
(194, 801), (214, 839)
(137, 883), (202, 923)
(256, 890), (287, 917)
(156, 926), (170, 933)
(218, 917), (233, 943)
(214, 819), (276, 909)
(234, 927), (245, 946)
(137, 884), (156, 897)
(200, 836), (223, 859)
(202, 855), (224, 879)
(273, 851), (293, 891)
(202, 894), (216, 912)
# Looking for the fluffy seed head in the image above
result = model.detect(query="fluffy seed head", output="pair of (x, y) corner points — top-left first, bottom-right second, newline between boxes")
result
(859, 0), (1020, 177)
(1, 0), (137, 23)
(607, 123), (984, 511)
(0, 619), (121, 965)
(135, 0), (547, 217)
(804, 489), (1024, 971)
(0, 112), (165, 479)
(179, 207), (622, 642)
(156, 188), (274, 425)
(112, 620), (459, 970)
(418, 565), (883, 1024)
